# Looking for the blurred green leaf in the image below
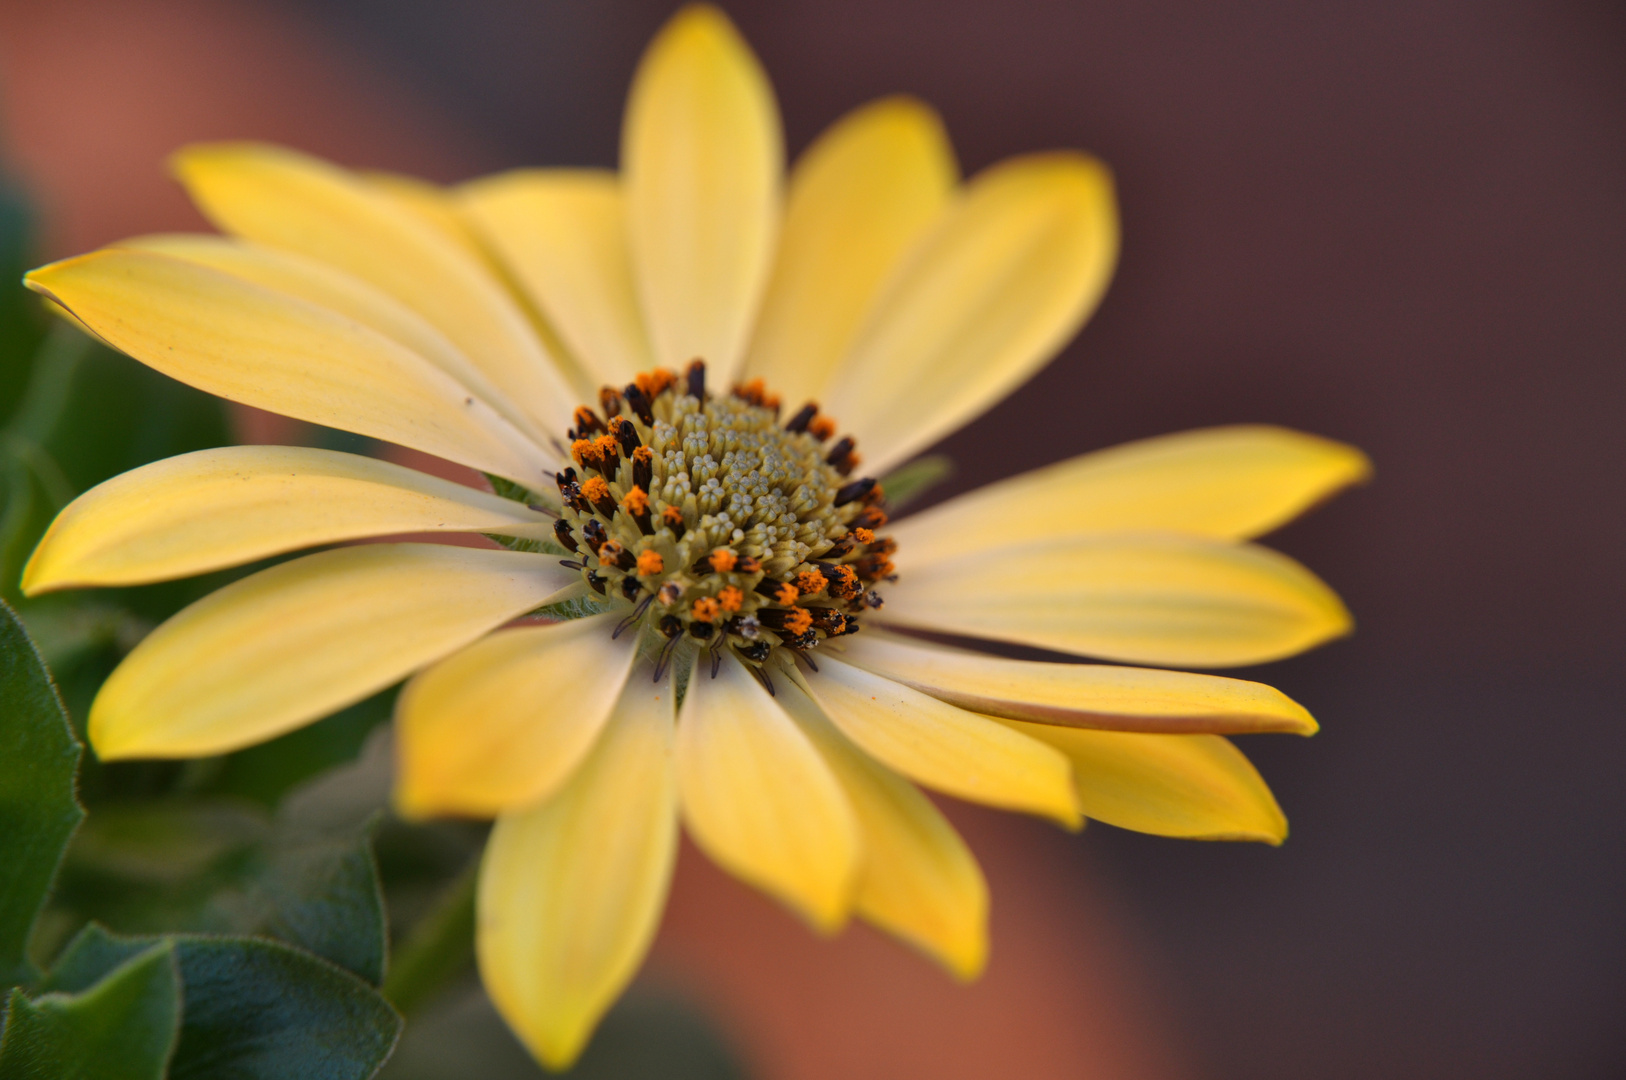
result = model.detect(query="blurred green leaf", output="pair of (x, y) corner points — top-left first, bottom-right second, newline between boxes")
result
(0, 176), (45, 423)
(381, 861), (476, 1018)
(878, 454), (953, 512)
(0, 942), (179, 1079)
(44, 926), (401, 1079)
(380, 985), (748, 1080)
(0, 599), (83, 987)
(56, 801), (388, 986)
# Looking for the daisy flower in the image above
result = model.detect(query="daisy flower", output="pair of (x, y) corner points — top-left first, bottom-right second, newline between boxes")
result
(20, 4), (1367, 1067)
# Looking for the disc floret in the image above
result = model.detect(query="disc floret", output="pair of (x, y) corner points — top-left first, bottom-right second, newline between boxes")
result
(543, 362), (893, 672)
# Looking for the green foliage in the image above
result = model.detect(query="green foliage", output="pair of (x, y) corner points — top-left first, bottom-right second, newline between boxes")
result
(0, 942), (180, 1080)
(0, 600), (83, 987)
(878, 454), (954, 513)
(41, 927), (400, 1080)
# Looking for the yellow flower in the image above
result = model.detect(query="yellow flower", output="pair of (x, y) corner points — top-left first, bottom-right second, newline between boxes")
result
(20, 5), (1368, 1068)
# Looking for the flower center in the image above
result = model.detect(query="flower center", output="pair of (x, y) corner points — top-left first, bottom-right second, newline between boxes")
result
(549, 362), (894, 676)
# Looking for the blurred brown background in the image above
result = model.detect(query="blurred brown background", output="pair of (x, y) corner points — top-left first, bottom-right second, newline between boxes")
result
(3, 1), (1624, 1077)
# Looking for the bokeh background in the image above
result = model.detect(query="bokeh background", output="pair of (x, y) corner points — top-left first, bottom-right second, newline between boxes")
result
(2, 1), (1623, 1077)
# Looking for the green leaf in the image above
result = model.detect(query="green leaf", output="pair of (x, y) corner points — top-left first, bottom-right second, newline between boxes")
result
(0, 598), (83, 987)
(201, 687), (396, 808)
(0, 175), (45, 423)
(45, 927), (401, 1080)
(201, 820), (388, 986)
(878, 454), (954, 513)
(56, 801), (388, 986)
(0, 942), (180, 1079)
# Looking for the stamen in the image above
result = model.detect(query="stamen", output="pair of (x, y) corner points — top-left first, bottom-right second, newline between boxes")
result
(718, 586), (743, 612)
(637, 549), (664, 576)
(691, 597), (721, 623)
(613, 594), (654, 638)
(633, 446), (654, 492)
(624, 486), (653, 534)
(686, 359), (706, 399)
(552, 519), (579, 553)
(661, 504), (685, 539)
(582, 476), (618, 519)
(572, 405), (606, 436)
(613, 416), (640, 455)
(809, 416), (837, 441)
(581, 518), (607, 555)
(586, 570), (607, 594)
(833, 477), (875, 507)
(592, 433), (620, 475)
(599, 386), (623, 418)
(785, 402), (817, 434)
(657, 581), (683, 606)
(623, 382), (655, 425)
(795, 569), (828, 595)
(826, 436), (858, 475)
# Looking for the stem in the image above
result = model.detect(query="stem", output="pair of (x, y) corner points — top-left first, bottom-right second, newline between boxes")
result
(382, 857), (478, 1018)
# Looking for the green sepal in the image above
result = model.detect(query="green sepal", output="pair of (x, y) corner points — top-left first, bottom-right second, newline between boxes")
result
(0, 941), (180, 1079)
(482, 472), (551, 509)
(877, 454), (954, 513)
(484, 532), (568, 556)
(0, 599), (83, 987)
(43, 926), (401, 1080)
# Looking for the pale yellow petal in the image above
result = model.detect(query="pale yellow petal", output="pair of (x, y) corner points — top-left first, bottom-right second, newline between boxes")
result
(115, 233), (548, 445)
(791, 657), (1080, 827)
(823, 153), (1118, 474)
(891, 425), (1372, 564)
(675, 654), (859, 931)
(880, 533), (1351, 667)
(623, 5), (780, 384)
(171, 142), (577, 434)
(89, 544), (580, 760)
(23, 446), (552, 595)
(478, 674), (678, 1069)
(1003, 720), (1288, 843)
(25, 250), (554, 486)
(459, 170), (653, 389)
(775, 675), (987, 978)
(830, 630), (1317, 735)
(363, 170), (490, 260)
(742, 96), (956, 407)
(395, 613), (639, 818)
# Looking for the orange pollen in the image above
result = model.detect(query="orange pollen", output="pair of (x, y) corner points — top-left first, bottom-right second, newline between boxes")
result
(853, 527), (875, 544)
(809, 416), (836, 440)
(581, 476), (610, 502)
(637, 550), (664, 576)
(691, 597), (721, 623)
(598, 540), (625, 562)
(795, 569), (828, 595)
(661, 505), (684, 525)
(593, 433), (619, 458)
(636, 368), (677, 397)
(833, 566), (859, 587)
(774, 583), (799, 604)
(856, 507), (888, 529)
(718, 586), (744, 612)
(708, 548), (738, 573)
(573, 405), (599, 429)
(571, 438), (596, 464)
(782, 607), (813, 635)
(623, 486), (650, 514)
(633, 445), (654, 465)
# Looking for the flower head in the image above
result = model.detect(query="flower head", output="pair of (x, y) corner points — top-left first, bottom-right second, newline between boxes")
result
(20, 4), (1367, 1068)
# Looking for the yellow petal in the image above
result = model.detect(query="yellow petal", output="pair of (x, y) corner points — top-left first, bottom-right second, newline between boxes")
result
(830, 630), (1317, 736)
(23, 446), (551, 595)
(675, 654), (859, 931)
(459, 170), (653, 390)
(623, 5), (781, 384)
(171, 142), (576, 435)
(791, 657), (1080, 827)
(823, 152), (1118, 474)
(891, 426), (1372, 565)
(742, 96), (956, 407)
(1003, 720), (1288, 843)
(394, 613), (640, 819)
(363, 170), (491, 260)
(25, 250), (553, 486)
(880, 533), (1352, 668)
(89, 544), (580, 760)
(775, 676), (988, 979)
(116, 233), (549, 446)
(478, 674), (678, 1070)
